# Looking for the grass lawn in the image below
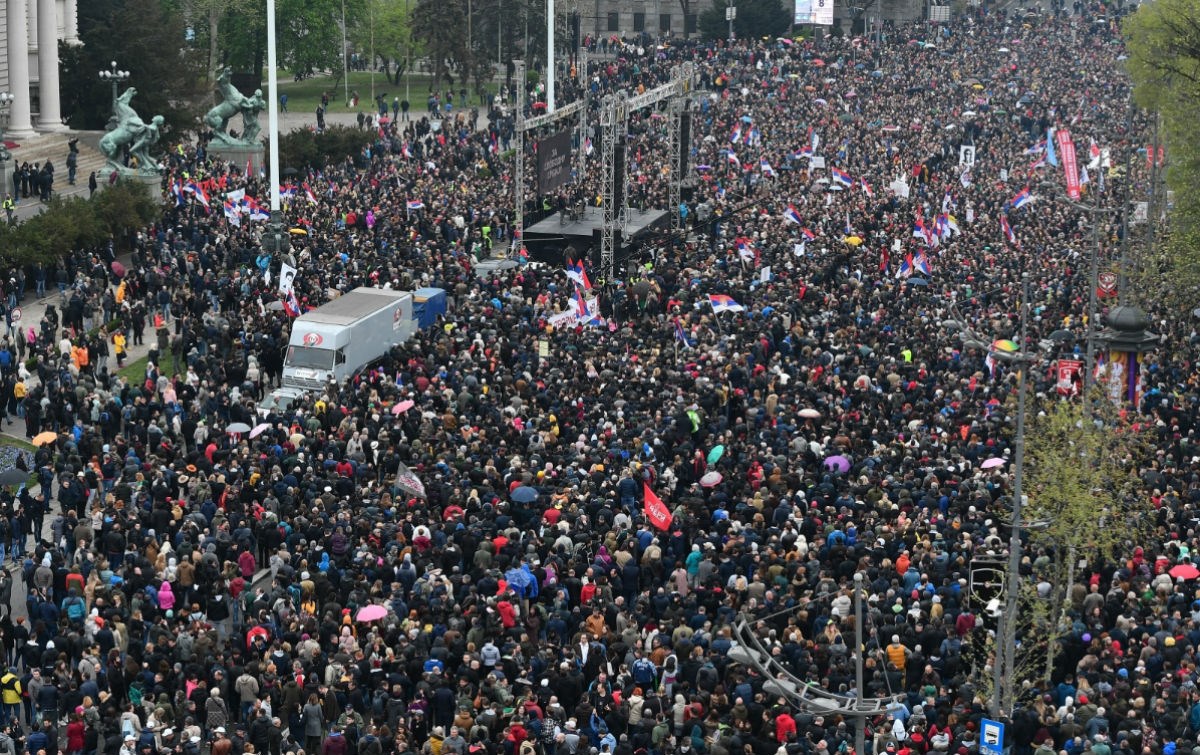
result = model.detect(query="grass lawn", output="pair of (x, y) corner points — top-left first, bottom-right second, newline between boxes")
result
(117, 355), (150, 387)
(277, 70), (502, 117)
(2, 439), (35, 455)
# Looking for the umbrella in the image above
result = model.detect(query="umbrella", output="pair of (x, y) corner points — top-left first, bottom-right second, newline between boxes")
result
(844, 235), (864, 247)
(707, 445), (725, 464)
(511, 486), (539, 503)
(282, 167), (299, 177)
(395, 462), (427, 499)
(811, 59), (825, 67)
(814, 98), (830, 107)
(265, 301), (285, 311)
(31, 431), (58, 447)
(799, 408), (821, 419)
(700, 471), (723, 487)
(226, 422), (252, 434)
(392, 399), (415, 415)
(740, 115), (754, 123)
(1170, 563), (1200, 580)
(250, 423), (271, 439)
(111, 261), (126, 278)
(992, 339), (1019, 353)
(882, 125), (900, 132)
(824, 455), (851, 474)
(289, 228), (308, 235)
(981, 457), (1007, 469)
(0, 469), (27, 486)
(355, 604), (388, 622)
(908, 277), (930, 286)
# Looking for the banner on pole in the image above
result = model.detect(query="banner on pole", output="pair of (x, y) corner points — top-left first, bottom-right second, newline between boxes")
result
(1056, 129), (1081, 200)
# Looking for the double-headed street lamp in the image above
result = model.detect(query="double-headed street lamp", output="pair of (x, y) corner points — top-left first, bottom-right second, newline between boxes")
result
(98, 61), (131, 131)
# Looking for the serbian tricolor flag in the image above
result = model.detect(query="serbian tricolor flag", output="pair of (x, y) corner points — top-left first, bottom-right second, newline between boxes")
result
(170, 181), (184, 207)
(831, 168), (853, 187)
(759, 159), (775, 177)
(643, 483), (672, 531)
(730, 125), (743, 144)
(1001, 214), (1018, 246)
(708, 294), (744, 313)
(860, 178), (874, 198)
(402, 143), (413, 158)
(406, 200), (425, 211)
(302, 183), (318, 204)
(283, 288), (301, 317)
(566, 261), (592, 290)
(783, 205), (802, 225)
(801, 227), (816, 241)
(726, 150), (740, 166)
(880, 247), (890, 273)
(1009, 188), (1034, 211)
(914, 250), (932, 276)
(897, 253), (913, 279)
(183, 181), (209, 209)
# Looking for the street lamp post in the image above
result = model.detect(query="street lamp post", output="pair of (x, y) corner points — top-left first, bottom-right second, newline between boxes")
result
(98, 61), (131, 131)
(0, 92), (14, 207)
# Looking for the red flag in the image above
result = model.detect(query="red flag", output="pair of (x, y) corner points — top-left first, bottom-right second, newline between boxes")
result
(643, 483), (672, 531)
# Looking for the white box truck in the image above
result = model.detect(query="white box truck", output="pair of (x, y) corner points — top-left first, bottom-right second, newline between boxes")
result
(259, 287), (413, 415)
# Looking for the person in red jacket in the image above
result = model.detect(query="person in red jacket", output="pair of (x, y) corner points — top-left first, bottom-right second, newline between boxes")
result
(67, 713), (86, 755)
(775, 707), (798, 743)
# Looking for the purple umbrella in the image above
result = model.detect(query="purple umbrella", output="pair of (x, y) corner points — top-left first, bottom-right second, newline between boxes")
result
(824, 455), (850, 474)
(981, 457), (1007, 469)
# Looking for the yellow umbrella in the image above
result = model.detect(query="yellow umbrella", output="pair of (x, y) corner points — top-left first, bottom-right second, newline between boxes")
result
(972, 84), (984, 90)
(289, 227), (308, 235)
(844, 236), (864, 247)
(32, 431), (58, 447)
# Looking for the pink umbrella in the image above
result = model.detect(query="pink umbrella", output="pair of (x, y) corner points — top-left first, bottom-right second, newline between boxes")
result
(249, 422), (271, 438)
(1170, 563), (1200, 580)
(355, 604), (388, 622)
(700, 471), (723, 487)
(981, 457), (1007, 469)
(392, 399), (415, 415)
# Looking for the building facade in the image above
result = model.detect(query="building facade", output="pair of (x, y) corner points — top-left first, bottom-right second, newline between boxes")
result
(586, 0), (924, 39)
(0, 0), (79, 137)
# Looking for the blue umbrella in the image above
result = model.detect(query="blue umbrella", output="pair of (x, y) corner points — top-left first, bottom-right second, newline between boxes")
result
(741, 115), (754, 123)
(511, 486), (539, 504)
(908, 277), (930, 286)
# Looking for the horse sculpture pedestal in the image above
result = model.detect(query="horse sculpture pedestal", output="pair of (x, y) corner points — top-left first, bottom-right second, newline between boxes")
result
(209, 143), (266, 176)
(95, 167), (164, 198)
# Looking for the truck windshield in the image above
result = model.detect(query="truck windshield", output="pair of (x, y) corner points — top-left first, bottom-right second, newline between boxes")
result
(286, 346), (335, 370)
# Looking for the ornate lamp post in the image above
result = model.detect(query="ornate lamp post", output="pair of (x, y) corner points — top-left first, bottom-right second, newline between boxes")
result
(0, 92), (14, 205)
(98, 61), (131, 131)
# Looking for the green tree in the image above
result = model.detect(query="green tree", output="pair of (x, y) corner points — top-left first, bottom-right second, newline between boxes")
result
(350, 0), (419, 88)
(698, 0), (789, 41)
(277, 0), (364, 80)
(92, 180), (164, 246)
(60, 0), (207, 134)
(1124, 0), (1200, 296)
(411, 0), (471, 87)
(1021, 394), (1149, 680)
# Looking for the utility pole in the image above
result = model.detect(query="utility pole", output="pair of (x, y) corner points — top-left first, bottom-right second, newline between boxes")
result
(853, 573), (866, 755)
(994, 272), (1030, 718)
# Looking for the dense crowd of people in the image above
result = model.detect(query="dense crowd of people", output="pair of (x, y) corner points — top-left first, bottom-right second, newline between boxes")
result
(0, 8), (1191, 755)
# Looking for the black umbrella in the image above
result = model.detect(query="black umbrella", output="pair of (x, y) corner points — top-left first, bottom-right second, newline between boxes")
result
(282, 167), (299, 177)
(0, 469), (28, 486)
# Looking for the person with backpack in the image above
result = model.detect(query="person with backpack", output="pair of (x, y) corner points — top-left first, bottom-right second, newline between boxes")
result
(0, 669), (20, 728)
(60, 589), (86, 626)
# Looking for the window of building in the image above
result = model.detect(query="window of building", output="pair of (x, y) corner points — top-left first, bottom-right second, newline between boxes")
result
(660, 13), (672, 31)
(685, 13), (698, 33)
(633, 12), (645, 30)
(607, 11), (619, 31)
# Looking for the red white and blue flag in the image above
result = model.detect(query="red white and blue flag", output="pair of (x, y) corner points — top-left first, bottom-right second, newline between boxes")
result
(1001, 214), (1018, 246)
(897, 253), (914, 279)
(283, 288), (302, 317)
(860, 178), (874, 198)
(783, 205), (802, 225)
(566, 261), (592, 290)
(831, 168), (853, 187)
(708, 294), (744, 313)
(1009, 188), (1034, 211)
(914, 250), (932, 276)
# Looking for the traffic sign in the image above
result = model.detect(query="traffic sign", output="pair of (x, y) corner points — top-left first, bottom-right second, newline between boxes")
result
(10, 307), (21, 323)
(980, 719), (1004, 755)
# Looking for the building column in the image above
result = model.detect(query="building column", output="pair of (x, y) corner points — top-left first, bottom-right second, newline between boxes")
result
(27, 0), (38, 51)
(36, 0), (63, 129)
(6, 0), (36, 137)
(65, 0), (80, 44)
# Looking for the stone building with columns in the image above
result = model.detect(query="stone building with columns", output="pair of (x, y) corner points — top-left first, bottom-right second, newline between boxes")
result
(0, 0), (78, 137)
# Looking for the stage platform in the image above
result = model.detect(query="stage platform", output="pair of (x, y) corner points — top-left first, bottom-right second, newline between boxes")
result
(523, 206), (671, 265)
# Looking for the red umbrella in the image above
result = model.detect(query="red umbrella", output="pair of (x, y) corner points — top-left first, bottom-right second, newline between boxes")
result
(1170, 563), (1200, 580)
(111, 261), (126, 278)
